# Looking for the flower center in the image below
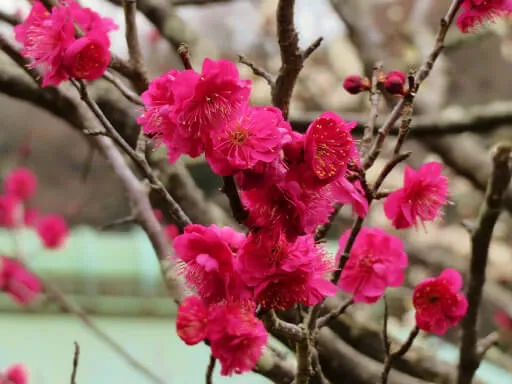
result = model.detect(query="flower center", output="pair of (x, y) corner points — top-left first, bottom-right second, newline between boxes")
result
(230, 127), (248, 145)
(428, 294), (439, 304)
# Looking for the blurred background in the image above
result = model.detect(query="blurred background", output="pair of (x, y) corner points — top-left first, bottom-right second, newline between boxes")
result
(1, 0), (512, 383)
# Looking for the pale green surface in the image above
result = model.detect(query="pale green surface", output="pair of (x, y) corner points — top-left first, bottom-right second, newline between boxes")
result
(0, 313), (269, 384)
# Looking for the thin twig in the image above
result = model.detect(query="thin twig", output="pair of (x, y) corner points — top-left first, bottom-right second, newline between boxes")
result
(382, 296), (390, 357)
(359, 62), (383, 159)
(70, 342), (80, 384)
(302, 37), (323, 60)
(458, 143), (512, 384)
(103, 71), (144, 106)
(238, 55), (275, 87)
(313, 204), (342, 241)
(206, 355), (216, 384)
(381, 326), (420, 384)
(476, 331), (500, 358)
(331, 216), (363, 284)
(178, 44), (193, 70)
(316, 298), (354, 329)
(221, 176), (248, 224)
(392, 74), (416, 156)
(122, 0), (149, 85)
(98, 215), (136, 230)
(373, 152), (412, 193)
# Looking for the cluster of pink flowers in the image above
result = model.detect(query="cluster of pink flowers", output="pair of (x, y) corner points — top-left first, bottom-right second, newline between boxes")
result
(0, 363), (28, 384)
(457, 0), (512, 33)
(15, 0), (117, 87)
(177, 296), (267, 376)
(0, 167), (70, 306)
(157, 54), (466, 375)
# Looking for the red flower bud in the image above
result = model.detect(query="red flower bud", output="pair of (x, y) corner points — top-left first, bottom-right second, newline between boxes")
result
(343, 75), (370, 95)
(383, 70), (407, 96)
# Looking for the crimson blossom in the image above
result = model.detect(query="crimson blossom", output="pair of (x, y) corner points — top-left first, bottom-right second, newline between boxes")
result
(36, 214), (69, 249)
(173, 224), (249, 304)
(4, 168), (38, 202)
(384, 161), (449, 230)
(237, 229), (337, 309)
(457, 0), (512, 32)
(413, 269), (468, 335)
(138, 59), (251, 163)
(0, 256), (41, 306)
(336, 227), (408, 303)
(0, 363), (28, 384)
(241, 111), (366, 240)
(176, 296), (267, 376)
(14, 0), (117, 86)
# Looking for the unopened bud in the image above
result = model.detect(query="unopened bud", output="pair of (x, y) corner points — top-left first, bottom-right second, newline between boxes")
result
(343, 75), (370, 95)
(383, 70), (407, 96)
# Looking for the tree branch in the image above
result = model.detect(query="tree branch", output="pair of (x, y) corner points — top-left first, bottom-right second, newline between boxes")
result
(221, 176), (248, 224)
(272, 0), (322, 119)
(381, 327), (420, 384)
(359, 62), (383, 159)
(122, 0), (149, 88)
(290, 101), (512, 137)
(238, 54), (275, 87)
(457, 143), (512, 384)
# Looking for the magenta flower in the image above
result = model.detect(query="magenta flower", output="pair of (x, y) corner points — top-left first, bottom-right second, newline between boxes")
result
(14, 1), (75, 86)
(0, 195), (22, 228)
(336, 227), (408, 303)
(62, 34), (111, 81)
(331, 177), (368, 218)
(174, 58), (251, 132)
(173, 224), (249, 304)
(384, 162), (449, 229)
(457, 0), (512, 33)
(139, 59), (251, 163)
(413, 269), (468, 335)
(207, 301), (267, 376)
(304, 112), (356, 186)
(4, 168), (38, 202)
(1, 363), (29, 384)
(205, 106), (289, 175)
(0, 256), (41, 306)
(37, 214), (69, 249)
(14, 0), (117, 86)
(238, 230), (337, 309)
(242, 180), (334, 240)
(137, 70), (203, 162)
(176, 295), (208, 345)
